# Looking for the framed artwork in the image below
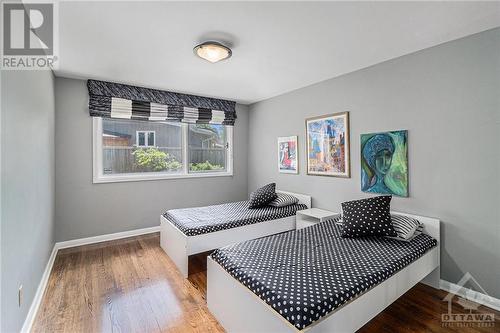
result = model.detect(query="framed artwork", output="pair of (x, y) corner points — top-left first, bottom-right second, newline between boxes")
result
(278, 136), (298, 174)
(306, 112), (350, 177)
(361, 130), (408, 197)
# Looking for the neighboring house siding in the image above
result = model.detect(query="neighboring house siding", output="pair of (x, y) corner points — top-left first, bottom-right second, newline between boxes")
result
(188, 128), (222, 148)
(103, 121), (182, 148)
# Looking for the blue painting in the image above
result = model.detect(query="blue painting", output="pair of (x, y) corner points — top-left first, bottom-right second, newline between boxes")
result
(306, 112), (350, 177)
(361, 130), (408, 197)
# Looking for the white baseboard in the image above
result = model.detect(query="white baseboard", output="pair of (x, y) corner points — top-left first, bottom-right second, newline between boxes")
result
(56, 226), (161, 249)
(20, 246), (58, 333)
(20, 226), (160, 333)
(440, 279), (500, 312)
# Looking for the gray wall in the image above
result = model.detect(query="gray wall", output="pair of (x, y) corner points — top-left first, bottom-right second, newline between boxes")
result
(55, 77), (249, 241)
(248, 28), (500, 297)
(1, 70), (56, 332)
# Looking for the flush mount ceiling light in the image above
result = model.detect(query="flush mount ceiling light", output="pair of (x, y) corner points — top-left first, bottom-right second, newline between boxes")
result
(194, 41), (232, 63)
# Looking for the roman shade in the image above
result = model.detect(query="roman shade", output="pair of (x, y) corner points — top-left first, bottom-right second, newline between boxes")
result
(88, 79), (236, 125)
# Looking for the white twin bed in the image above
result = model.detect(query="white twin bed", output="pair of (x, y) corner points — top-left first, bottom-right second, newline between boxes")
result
(207, 211), (440, 332)
(160, 190), (312, 277)
(160, 193), (440, 332)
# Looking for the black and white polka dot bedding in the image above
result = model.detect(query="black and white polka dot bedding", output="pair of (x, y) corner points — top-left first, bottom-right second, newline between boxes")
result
(164, 201), (307, 236)
(211, 219), (437, 330)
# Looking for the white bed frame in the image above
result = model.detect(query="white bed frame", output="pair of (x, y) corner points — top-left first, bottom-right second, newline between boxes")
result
(160, 190), (311, 278)
(207, 211), (440, 333)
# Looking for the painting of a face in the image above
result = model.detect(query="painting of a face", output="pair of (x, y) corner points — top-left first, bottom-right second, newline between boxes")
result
(375, 149), (393, 174)
(361, 130), (408, 197)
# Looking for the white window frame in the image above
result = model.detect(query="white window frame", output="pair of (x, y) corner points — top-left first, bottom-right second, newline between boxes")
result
(136, 130), (156, 147)
(93, 117), (233, 183)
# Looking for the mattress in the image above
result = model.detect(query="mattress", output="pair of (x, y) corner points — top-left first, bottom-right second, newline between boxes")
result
(211, 219), (437, 330)
(164, 201), (308, 236)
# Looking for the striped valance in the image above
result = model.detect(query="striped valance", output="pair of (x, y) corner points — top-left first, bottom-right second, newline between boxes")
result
(88, 80), (236, 126)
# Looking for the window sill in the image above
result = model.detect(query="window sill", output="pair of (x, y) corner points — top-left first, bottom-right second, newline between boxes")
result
(93, 171), (233, 184)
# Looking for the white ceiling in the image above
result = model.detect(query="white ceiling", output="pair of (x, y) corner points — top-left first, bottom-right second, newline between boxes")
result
(55, 1), (500, 104)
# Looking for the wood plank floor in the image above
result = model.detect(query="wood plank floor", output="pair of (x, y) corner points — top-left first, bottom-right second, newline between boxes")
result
(32, 233), (499, 333)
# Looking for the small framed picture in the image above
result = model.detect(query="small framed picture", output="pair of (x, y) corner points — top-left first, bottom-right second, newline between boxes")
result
(306, 111), (350, 177)
(278, 136), (298, 174)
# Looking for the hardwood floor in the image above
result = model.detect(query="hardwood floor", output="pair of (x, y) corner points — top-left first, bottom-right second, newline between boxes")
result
(32, 234), (221, 333)
(32, 233), (499, 333)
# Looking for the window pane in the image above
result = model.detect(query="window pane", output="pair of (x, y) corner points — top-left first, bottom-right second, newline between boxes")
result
(188, 124), (226, 172)
(137, 132), (145, 146)
(147, 132), (155, 147)
(102, 119), (182, 174)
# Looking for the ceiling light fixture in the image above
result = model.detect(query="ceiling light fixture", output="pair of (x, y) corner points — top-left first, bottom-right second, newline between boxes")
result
(194, 41), (232, 63)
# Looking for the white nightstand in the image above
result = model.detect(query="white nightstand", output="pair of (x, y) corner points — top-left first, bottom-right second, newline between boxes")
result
(296, 208), (339, 230)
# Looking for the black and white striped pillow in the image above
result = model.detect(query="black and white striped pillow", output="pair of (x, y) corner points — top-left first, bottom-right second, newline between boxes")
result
(268, 192), (299, 207)
(389, 214), (424, 241)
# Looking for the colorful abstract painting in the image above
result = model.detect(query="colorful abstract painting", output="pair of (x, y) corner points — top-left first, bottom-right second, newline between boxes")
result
(361, 130), (408, 197)
(278, 136), (298, 174)
(306, 112), (350, 177)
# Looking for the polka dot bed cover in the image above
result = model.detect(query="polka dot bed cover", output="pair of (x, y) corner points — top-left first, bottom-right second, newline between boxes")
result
(164, 200), (308, 236)
(211, 217), (437, 330)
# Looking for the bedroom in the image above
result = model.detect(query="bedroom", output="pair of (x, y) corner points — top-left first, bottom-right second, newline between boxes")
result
(1, 1), (499, 332)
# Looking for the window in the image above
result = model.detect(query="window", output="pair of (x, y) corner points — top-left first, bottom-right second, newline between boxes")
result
(136, 131), (155, 147)
(189, 124), (227, 173)
(93, 118), (233, 183)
